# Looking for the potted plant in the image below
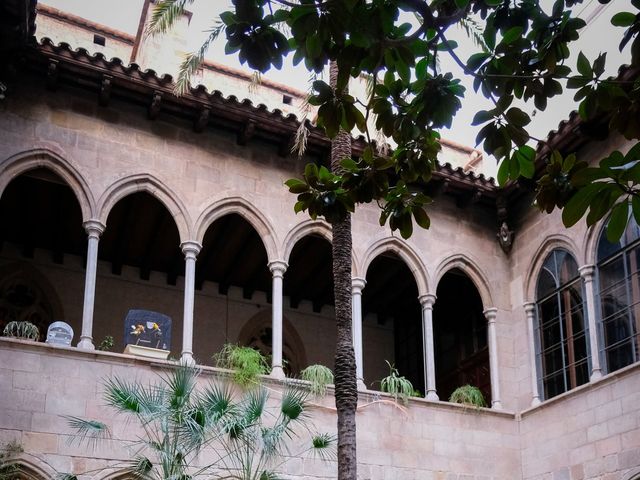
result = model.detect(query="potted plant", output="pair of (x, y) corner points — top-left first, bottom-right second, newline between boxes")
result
(2, 321), (40, 341)
(449, 385), (486, 409)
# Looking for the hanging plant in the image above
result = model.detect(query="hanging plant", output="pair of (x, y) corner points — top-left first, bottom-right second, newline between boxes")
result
(2, 321), (40, 341)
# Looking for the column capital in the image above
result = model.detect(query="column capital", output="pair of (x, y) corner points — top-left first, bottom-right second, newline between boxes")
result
(83, 220), (106, 238)
(352, 277), (366, 293)
(268, 260), (288, 276)
(578, 264), (596, 281)
(523, 302), (537, 316)
(483, 307), (498, 323)
(419, 293), (437, 308)
(181, 241), (202, 258)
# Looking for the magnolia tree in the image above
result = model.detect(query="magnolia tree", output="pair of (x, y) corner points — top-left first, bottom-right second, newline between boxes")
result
(150, 1), (640, 478)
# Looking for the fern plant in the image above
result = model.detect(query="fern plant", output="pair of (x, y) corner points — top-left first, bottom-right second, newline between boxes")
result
(2, 321), (39, 341)
(449, 385), (486, 408)
(300, 364), (334, 396)
(213, 343), (270, 387)
(379, 361), (414, 404)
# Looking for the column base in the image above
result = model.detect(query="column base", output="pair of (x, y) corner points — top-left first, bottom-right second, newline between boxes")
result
(270, 365), (286, 379)
(491, 400), (503, 410)
(180, 352), (196, 365)
(426, 390), (439, 401)
(590, 369), (603, 381)
(357, 378), (367, 391)
(531, 396), (541, 407)
(77, 337), (95, 350)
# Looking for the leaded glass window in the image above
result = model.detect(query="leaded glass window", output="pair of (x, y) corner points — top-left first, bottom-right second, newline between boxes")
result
(535, 250), (590, 400)
(597, 217), (640, 373)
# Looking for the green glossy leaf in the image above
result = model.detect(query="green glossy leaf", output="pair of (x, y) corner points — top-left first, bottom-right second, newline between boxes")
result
(632, 195), (640, 227)
(413, 207), (430, 229)
(576, 51), (592, 78)
(612, 12), (636, 27)
(562, 182), (608, 227)
(607, 201), (630, 242)
(501, 26), (523, 45)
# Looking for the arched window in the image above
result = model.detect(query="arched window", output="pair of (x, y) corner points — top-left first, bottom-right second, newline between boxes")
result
(597, 216), (640, 373)
(535, 250), (589, 399)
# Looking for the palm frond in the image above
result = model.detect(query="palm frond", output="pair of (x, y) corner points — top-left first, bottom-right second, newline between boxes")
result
(241, 387), (268, 426)
(127, 455), (154, 480)
(280, 388), (308, 423)
(199, 381), (236, 422)
(65, 416), (111, 449)
(164, 363), (199, 410)
(310, 433), (337, 461)
(103, 377), (164, 417)
(175, 23), (225, 96)
(146, 0), (194, 36)
(258, 470), (280, 480)
(457, 17), (489, 53)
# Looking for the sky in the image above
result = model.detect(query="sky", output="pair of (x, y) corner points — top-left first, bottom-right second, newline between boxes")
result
(41, 0), (635, 176)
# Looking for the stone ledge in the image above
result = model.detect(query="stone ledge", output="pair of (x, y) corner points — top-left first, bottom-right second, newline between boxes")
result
(0, 337), (516, 418)
(520, 360), (640, 419)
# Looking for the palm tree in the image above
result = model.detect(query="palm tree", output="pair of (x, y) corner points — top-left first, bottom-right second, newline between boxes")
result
(65, 364), (334, 480)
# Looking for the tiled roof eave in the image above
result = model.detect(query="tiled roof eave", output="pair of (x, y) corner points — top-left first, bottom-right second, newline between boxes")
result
(27, 38), (498, 199)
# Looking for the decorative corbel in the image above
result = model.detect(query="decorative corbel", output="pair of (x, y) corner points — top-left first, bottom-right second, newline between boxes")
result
(99, 74), (112, 107)
(46, 59), (59, 91)
(193, 108), (210, 133)
(496, 194), (514, 254)
(148, 91), (162, 120)
(236, 119), (256, 146)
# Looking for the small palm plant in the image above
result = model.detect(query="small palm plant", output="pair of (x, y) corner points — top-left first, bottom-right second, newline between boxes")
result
(449, 385), (486, 408)
(300, 364), (334, 397)
(379, 361), (414, 404)
(64, 364), (334, 480)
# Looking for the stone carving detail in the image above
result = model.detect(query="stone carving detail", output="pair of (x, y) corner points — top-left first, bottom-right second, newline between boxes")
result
(46, 321), (73, 346)
(497, 221), (514, 254)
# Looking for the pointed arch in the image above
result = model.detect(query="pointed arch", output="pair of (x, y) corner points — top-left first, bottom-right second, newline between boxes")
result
(194, 197), (278, 262)
(361, 237), (429, 296)
(283, 219), (331, 264)
(0, 148), (95, 221)
(433, 253), (493, 308)
(583, 222), (600, 265)
(3, 456), (57, 480)
(524, 234), (581, 301)
(97, 173), (191, 243)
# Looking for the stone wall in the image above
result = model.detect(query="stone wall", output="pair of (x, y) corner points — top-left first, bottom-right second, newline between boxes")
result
(0, 338), (521, 480)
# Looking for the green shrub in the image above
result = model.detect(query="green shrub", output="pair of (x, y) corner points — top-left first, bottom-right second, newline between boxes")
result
(213, 344), (270, 387)
(449, 385), (486, 408)
(379, 361), (414, 404)
(96, 335), (114, 352)
(300, 364), (334, 396)
(2, 321), (39, 341)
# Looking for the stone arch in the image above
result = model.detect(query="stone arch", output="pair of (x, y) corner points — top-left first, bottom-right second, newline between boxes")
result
(0, 262), (65, 335)
(97, 173), (191, 242)
(0, 148), (95, 221)
(194, 197), (278, 262)
(361, 237), (429, 296)
(2, 456), (57, 480)
(283, 219), (359, 274)
(583, 222), (602, 265)
(622, 468), (640, 480)
(524, 234), (581, 301)
(90, 468), (137, 480)
(237, 309), (307, 374)
(433, 253), (493, 308)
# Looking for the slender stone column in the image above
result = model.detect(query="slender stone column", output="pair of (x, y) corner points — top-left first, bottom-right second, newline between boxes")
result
(524, 302), (541, 406)
(269, 260), (288, 379)
(484, 307), (502, 409)
(180, 241), (201, 364)
(419, 294), (439, 401)
(579, 264), (603, 380)
(351, 277), (366, 389)
(78, 220), (106, 350)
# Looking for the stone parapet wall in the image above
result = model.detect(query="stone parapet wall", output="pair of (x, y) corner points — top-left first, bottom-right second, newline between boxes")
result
(0, 339), (520, 480)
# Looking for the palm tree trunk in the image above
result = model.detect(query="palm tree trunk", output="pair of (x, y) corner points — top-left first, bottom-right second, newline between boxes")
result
(329, 60), (357, 480)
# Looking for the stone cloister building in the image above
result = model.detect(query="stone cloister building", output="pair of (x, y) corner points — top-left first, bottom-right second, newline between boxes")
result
(0, 1), (639, 479)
